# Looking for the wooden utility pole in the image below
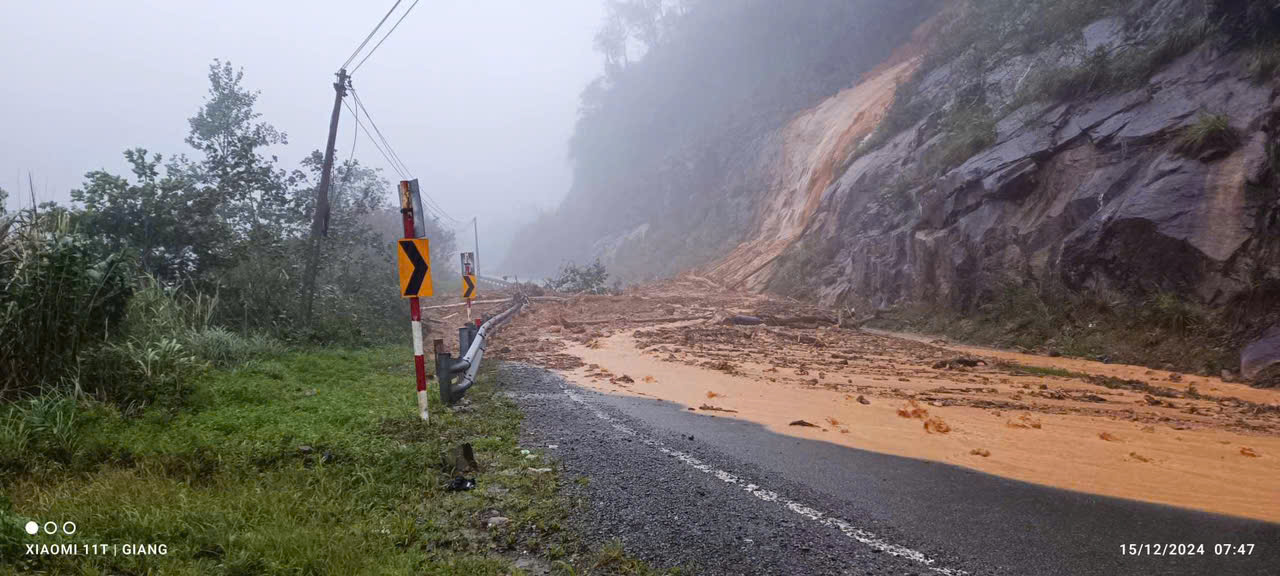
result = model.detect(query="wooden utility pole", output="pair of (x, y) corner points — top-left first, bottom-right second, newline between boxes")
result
(302, 68), (350, 325)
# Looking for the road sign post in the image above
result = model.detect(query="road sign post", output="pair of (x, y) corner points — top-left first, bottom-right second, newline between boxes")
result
(398, 179), (433, 422)
(460, 252), (476, 319)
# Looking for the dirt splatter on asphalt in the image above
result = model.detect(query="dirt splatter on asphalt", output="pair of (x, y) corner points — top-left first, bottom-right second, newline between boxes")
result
(490, 277), (1280, 522)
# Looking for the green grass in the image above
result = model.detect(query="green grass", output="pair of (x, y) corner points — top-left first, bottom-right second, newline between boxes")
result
(1247, 43), (1280, 81)
(866, 282), (1238, 376)
(996, 361), (1085, 380)
(0, 348), (665, 575)
(1174, 113), (1240, 158)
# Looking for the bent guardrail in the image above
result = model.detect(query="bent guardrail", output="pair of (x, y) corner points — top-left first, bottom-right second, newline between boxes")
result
(434, 295), (526, 404)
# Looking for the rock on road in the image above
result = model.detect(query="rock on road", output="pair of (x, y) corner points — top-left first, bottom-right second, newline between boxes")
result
(500, 362), (1278, 576)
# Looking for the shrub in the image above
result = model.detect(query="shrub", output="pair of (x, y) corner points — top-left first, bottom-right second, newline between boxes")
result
(74, 276), (283, 407)
(1016, 48), (1116, 106)
(185, 327), (285, 369)
(79, 338), (205, 411)
(1247, 44), (1280, 81)
(123, 275), (216, 342)
(1211, 0), (1280, 46)
(0, 209), (133, 399)
(1174, 113), (1240, 158)
(545, 259), (611, 294)
(1014, 23), (1210, 108)
(0, 492), (28, 564)
(0, 392), (100, 476)
(1143, 291), (1202, 334)
(930, 98), (997, 174)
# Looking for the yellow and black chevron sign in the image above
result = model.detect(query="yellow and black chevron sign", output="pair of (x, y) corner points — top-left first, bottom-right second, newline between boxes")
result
(462, 274), (477, 300)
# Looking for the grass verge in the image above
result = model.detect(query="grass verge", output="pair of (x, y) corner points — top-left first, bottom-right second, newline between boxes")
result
(1, 348), (668, 575)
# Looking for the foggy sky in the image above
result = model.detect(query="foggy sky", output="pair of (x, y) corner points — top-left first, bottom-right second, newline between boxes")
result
(1, 0), (604, 273)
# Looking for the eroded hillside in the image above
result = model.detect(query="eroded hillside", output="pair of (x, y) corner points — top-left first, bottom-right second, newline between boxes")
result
(509, 0), (1280, 378)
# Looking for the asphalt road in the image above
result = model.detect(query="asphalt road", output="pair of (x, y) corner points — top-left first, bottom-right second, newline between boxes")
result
(499, 362), (1279, 576)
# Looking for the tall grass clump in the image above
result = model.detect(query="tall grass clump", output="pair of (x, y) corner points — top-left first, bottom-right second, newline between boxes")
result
(185, 327), (286, 369)
(0, 208), (133, 400)
(78, 278), (286, 409)
(1, 206), (284, 410)
(931, 93), (998, 174)
(1175, 113), (1240, 158)
(1247, 44), (1280, 81)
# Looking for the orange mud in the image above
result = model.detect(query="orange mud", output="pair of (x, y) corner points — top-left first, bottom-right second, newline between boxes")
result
(493, 279), (1280, 523)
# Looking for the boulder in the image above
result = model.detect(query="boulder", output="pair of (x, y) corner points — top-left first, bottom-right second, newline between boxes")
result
(1241, 325), (1280, 381)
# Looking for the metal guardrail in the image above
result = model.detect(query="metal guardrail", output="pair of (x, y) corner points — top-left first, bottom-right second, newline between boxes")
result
(434, 295), (526, 404)
(476, 274), (516, 290)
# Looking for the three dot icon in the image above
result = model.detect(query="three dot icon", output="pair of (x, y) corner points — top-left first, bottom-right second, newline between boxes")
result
(24, 520), (75, 535)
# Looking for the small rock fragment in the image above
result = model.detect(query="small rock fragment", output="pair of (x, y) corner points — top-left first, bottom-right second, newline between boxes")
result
(924, 417), (951, 434)
(486, 516), (510, 529)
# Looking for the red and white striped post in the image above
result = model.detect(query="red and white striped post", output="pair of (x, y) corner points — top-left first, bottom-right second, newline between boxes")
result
(400, 180), (429, 422)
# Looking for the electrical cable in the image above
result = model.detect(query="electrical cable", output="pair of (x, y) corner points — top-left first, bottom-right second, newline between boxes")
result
(341, 101), (359, 182)
(341, 97), (407, 181)
(340, 97), (465, 225)
(348, 88), (467, 225)
(351, 88), (413, 177)
(341, 0), (403, 70)
(350, 0), (423, 74)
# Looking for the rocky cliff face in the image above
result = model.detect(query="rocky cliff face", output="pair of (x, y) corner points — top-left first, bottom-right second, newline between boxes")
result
(515, 0), (1280, 376)
(708, 0), (1279, 322)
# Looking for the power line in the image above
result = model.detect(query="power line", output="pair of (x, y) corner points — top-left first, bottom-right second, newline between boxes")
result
(341, 96), (407, 181)
(350, 88), (412, 177)
(351, 0), (423, 74)
(341, 97), (462, 224)
(342, 103), (359, 178)
(348, 88), (466, 225)
(341, 0), (403, 70)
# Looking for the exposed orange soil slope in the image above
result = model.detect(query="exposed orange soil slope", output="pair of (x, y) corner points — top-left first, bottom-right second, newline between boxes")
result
(705, 16), (932, 291)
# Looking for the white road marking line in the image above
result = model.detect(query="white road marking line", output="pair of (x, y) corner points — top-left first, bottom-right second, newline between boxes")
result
(562, 388), (967, 576)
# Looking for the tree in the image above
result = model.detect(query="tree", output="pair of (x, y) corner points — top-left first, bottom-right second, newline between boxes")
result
(73, 149), (203, 279)
(184, 60), (293, 248)
(594, 14), (629, 77)
(66, 58), (415, 344)
(545, 259), (610, 294)
(73, 61), (294, 285)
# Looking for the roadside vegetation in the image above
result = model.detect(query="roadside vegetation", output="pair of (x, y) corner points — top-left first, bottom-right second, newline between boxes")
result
(1, 349), (668, 575)
(866, 281), (1253, 377)
(0, 60), (665, 574)
(545, 259), (613, 295)
(0, 58), (465, 403)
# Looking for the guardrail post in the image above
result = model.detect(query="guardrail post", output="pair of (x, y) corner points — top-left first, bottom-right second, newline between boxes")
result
(458, 326), (472, 359)
(441, 296), (526, 404)
(434, 338), (453, 405)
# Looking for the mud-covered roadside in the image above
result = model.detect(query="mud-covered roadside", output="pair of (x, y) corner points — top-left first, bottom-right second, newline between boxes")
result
(491, 278), (1280, 522)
